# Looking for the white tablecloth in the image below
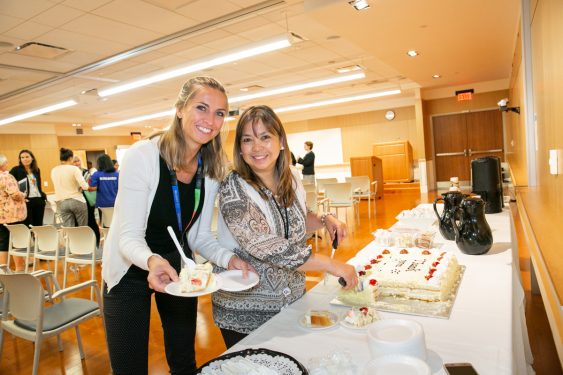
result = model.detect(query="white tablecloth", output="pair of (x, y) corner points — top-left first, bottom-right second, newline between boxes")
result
(227, 205), (534, 375)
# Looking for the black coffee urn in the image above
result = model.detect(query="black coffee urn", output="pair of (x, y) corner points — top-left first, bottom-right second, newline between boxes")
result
(471, 157), (503, 214)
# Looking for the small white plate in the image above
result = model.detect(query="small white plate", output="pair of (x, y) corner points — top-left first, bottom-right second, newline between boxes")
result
(363, 354), (431, 375)
(298, 311), (339, 330)
(165, 274), (222, 297)
(219, 270), (259, 292)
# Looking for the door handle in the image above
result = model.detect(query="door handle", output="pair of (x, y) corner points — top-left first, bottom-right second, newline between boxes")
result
(470, 149), (503, 155)
(468, 148), (472, 156)
(436, 151), (466, 157)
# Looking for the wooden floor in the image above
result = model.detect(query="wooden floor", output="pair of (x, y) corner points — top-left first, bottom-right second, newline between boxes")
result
(0, 191), (561, 374)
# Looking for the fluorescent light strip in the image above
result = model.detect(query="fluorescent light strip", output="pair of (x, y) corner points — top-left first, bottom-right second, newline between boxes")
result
(229, 72), (365, 104)
(274, 89), (401, 113)
(98, 35), (291, 98)
(0, 100), (77, 127)
(92, 109), (175, 130)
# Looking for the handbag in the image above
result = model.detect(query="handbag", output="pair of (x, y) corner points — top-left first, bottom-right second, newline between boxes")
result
(83, 190), (97, 207)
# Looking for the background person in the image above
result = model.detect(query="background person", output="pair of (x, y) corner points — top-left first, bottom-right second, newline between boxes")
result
(9, 149), (47, 227)
(89, 154), (119, 224)
(0, 154), (27, 270)
(297, 141), (315, 184)
(51, 148), (90, 227)
(102, 77), (250, 375)
(213, 105), (357, 348)
(73, 155), (100, 244)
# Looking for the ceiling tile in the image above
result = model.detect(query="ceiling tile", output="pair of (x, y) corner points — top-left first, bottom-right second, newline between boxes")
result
(62, 0), (113, 12)
(93, 0), (197, 34)
(31, 4), (85, 28)
(4, 21), (53, 40)
(60, 14), (161, 46)
(0, 0), (55, 19)
(38, 28), (129, 56)
(175, 0), (241, 22)
(0, 14), (25, 34)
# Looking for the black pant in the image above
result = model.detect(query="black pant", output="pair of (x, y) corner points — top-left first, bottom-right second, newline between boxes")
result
(220, 328), (247, 349)
(103, 268), (198, 375)
(86, 201), (100, 245)
(24, 197), (46, 227)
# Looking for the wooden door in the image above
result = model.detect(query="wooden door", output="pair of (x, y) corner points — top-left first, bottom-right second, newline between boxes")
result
(433, 110), (503, 182)
(433, 114), (469, 181)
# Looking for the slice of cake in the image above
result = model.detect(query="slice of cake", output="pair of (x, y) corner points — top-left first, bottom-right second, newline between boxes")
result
(337, 248), (461, 305)
(305, 310), (334, 327)
(179, 263), (212, 293)
(337, 277), (380, 307)
(344, 307), (380, 327)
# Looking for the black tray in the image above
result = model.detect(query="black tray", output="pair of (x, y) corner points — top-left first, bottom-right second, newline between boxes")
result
(194, 348), (308, 374)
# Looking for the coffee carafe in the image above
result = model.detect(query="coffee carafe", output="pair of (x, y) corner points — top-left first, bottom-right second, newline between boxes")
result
(451, 197), (493, 255)
(433, 191), (466, 241)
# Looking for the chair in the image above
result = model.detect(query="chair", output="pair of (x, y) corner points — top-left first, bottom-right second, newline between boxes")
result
(30, 225), (65, 277)
(98, 207), (114, 248)
(4, 224), (32, 273)
(0, 272), (104, 375)
(61, 226), (102, 299)
(323, 182), (359, 224)
(346, 176), (378, 219)
(315, 178), (338, 195)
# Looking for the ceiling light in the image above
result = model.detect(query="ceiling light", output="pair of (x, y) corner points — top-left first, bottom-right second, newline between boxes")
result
(229, 72), (365, 104)
(239, 87), (249, 92)
(0, 99), (77, 127)
(407, 50), (419, 57)
(98, 35), (292, 98)
(336, 64), (363, 74)
(275, 89), (401, 113)
(432, 74), (441, 79)
(93, 109), (175, 130)
(349, 0), (370, 10)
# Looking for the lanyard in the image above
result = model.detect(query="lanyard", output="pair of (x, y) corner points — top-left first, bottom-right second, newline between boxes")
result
(272, 196), (289, 240)
(170, 155), (203, 233)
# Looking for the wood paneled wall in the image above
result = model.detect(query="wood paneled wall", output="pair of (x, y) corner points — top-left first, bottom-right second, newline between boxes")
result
(223, 107), (417, 163)
(58, 136), (136, 159)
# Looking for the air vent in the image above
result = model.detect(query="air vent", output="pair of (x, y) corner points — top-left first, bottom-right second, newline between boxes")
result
(228, 109), (240, 117)
(76, 128), (84, 135)
(289, 32), (308, 43)
(15, 42), (70, 59)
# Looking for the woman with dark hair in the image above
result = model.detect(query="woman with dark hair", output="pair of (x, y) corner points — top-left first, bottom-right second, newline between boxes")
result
(213, 105), (357, 348)
(89, 154), (119, 223)
(102, 77), (251, 374)
(9, 149), (47, 226)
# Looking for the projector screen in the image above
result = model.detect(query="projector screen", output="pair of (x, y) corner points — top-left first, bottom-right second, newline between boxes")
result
(287, 128), (343, 166)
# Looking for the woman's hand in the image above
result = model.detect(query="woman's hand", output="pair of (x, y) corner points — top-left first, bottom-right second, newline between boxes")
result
(147, 255), (178, 292)
(325, 214), (348, 245)
(12, 191), (25, 202)
(227, 255), (257, 278)
(329, 260), (357, 291)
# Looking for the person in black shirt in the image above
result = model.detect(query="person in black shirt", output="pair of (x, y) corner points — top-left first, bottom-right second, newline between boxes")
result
(297, 141), (315, 184)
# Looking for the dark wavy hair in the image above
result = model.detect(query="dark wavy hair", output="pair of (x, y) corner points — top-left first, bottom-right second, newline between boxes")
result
(233, 105), (296, 207)
(18, 149), (40, 174)
(59, 148), (73, 162)
(97, 154), (116, 173)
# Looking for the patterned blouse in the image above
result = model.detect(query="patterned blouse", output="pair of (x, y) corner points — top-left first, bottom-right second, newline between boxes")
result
(212, 172), (312, 334)
(0, 171), (26, 224)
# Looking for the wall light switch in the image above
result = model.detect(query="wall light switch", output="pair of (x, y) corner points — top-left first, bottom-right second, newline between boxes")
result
(44, 181), (48, 187)
(548, 149), (562, 175)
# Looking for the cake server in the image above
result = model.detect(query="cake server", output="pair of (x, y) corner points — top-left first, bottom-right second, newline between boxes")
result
(167, 226), (196, 270)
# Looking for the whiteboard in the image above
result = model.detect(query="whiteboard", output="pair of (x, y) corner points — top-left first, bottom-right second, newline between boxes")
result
(287, 128), (343, 166)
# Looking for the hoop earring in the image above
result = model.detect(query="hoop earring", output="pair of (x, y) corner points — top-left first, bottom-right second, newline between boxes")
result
(280, 147), (285, 150)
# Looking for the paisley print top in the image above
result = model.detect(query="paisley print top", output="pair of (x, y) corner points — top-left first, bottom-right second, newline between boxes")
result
(0, 171), (26, 224)
(212, 172), (312, 334)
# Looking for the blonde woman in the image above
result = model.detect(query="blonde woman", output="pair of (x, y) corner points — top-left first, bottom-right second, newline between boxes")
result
(102, 77), (250, 374)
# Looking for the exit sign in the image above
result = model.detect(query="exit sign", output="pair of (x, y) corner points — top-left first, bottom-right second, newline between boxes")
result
(456, 89), (474, 101)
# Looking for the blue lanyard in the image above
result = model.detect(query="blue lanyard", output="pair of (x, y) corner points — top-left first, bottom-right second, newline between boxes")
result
(170, 155), (203, 233)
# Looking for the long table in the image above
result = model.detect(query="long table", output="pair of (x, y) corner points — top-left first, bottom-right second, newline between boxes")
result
(226, 205), (534, 375)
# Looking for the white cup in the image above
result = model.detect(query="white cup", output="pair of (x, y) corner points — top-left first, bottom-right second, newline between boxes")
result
(367, 319), (427, 361)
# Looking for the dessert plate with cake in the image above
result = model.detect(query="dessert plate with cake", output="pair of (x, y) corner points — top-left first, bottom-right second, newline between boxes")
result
(298, 310), (339, 330)
(331, 247), (465, 318)
(340, 306), (380, 330)
(165, 263), (223, 297)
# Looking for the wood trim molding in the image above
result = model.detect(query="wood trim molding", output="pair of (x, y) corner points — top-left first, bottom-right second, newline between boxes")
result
(516, 190), (563, 366)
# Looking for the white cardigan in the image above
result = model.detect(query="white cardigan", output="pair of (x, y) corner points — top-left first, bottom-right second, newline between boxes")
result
(102, 137), (234, 291)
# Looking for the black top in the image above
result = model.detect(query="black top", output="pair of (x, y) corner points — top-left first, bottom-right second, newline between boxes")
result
(297, 151), (315, 175)
(9, 165), (47, 199)
(144, 157), (205, 272)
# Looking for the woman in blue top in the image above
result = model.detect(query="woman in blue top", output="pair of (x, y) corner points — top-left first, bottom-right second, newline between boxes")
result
(89, 154), (119, 222)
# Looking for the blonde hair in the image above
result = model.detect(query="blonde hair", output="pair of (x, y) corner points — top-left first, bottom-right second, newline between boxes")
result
(233, 105), (296, 207)
(152, 76), (228, 180)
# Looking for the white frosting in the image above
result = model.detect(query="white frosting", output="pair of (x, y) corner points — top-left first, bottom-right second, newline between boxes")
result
(180, 264), (211, 293)
(344, 307), (379, 327)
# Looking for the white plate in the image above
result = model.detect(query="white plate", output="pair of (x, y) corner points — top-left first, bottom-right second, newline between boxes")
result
(298, 311), (339, 330)
(363, 354), (431, 375)
(165, 274), (222, 297)
(219, 270), (259, 292)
